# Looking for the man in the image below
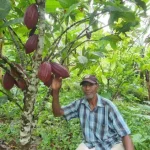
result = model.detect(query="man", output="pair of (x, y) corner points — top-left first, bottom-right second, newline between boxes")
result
(51, 74), (134, 150)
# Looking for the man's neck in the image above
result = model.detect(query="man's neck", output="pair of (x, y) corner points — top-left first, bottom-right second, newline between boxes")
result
(87, 94), (98, 110)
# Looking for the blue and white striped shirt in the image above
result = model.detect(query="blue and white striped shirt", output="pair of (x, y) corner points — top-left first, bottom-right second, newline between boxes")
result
(62, 94), (131, 150)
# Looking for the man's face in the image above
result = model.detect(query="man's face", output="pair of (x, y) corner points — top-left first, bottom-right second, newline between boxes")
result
(82, 82), (99, 100)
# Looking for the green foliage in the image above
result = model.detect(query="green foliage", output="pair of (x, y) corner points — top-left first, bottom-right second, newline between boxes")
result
(116, 101), (150, 150)
(1, 90), (150, 149)
(0, 0), (11, 20)
(1, 0), (150, 149)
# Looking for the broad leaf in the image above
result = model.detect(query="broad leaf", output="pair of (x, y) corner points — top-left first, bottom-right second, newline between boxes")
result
(0, 0), (11, 20)
(132, 134), (145, 143)
(63, 3), (80, 20)
(58, 0), (79, 8)
(0, 18), (23, 28)
(78, 56), (88, 64)
(134, 0), (147, 13)
(0, 96), (8, 105)
(46, 0), (62, 13)
(101, 35), (121, 42)
(101, 75), (107, 85)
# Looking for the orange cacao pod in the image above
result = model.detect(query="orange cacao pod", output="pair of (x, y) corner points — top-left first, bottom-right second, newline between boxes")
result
(50, 62), (69, 79)
(38, 62), (52, 83)
(24, 4), (39, 29)
(25, 34), (38, 54)
(2, 72), (15, 90)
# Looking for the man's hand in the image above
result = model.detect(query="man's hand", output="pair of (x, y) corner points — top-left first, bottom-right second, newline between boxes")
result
(122, 135), (134, 150)
(51, 76), (64, 117)
(51, 77), (62, 90)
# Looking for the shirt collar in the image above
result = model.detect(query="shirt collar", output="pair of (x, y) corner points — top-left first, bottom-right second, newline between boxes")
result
(81, 94), (104, 108)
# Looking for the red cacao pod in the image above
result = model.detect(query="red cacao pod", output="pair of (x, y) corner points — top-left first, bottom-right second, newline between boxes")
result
(25, 34), (38, 54)
(44, 74), (54, 87)
(24, 4), (39, 29)
(38, 62), (52, 83)
(15, 78), (27, 90)
(50, 62), (69, 79)
(2, 72), (15, 90)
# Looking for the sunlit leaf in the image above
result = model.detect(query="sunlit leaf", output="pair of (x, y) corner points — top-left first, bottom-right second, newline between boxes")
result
(92, 52), (104, 57)
(58, 0), (79, 8)
(101, 75), (107, 85)
(132, 134), (145, 143)
(46, 0), (62, 13)
(110, 62), (116, 71)
(78, 56), (88, 64)
(134, 114), (150, 119)
(63, 3), (80, 20)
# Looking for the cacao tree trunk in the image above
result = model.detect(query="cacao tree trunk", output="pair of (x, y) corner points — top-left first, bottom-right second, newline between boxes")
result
(145, 70), (150, 101)
(20, 1), (46, 149)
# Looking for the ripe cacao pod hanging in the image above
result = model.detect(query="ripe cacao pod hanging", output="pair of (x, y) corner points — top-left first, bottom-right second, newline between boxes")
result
(2, 72), (15, 90)
(24, 4), (39, 29)
(44, 74), (54, 87)
(50, 62), (69, 79)
(25, 34), (38, 54)
(15, 78), (27, 91)
(38, 62), (52, 83)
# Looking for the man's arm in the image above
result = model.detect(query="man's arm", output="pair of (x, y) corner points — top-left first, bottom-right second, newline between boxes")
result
(122, 135), (134, 150)
(51, 77), (64, 117)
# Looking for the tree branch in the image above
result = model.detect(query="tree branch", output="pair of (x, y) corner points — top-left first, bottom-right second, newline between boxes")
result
(0, 89), (23, 111)
(7, 26), (25, 66)
(61, 39), (99, 64)
(50, 24), (109, 62)
(46, 12), (103, 61)
(0, 56), (29, 85)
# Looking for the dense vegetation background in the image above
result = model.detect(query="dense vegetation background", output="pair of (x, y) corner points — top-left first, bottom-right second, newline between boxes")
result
(0, 0), (150, 149)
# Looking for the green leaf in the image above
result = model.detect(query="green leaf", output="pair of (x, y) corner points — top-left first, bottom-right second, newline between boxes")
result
(77, 56), (88, 64)
(0, 18), (23, 28)
(101, 35), (121, 48)
(115, 21), (139, 33)
(0, 96), (8, 105)
(138, 104), (150, 112)
(92, 52), (104, 57)
(104, 4), (130, 13)
(110, 62), (116, 71)
(132, 134), (144, 143)
(110, 41), (117, 49)
(0, 0), (11, 20)
(101, 35), (121, 42)
(107, 4), (137, 25)
(58, 0), (79, 8)
(46, 0), (62, 13)
(134, 0), (147, 12)
(63, 3), (80, 20)
(134, 114), (150, 119)
(101, 75), (107, 85)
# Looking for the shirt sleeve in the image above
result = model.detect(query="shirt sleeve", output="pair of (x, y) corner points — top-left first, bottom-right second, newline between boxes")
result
(62, 100), (81, 121)
(109, 102), (131, 137)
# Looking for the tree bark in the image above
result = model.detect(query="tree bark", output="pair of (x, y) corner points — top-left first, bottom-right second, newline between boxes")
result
(20, 1), (46, 149)
(145, 70), (150, 101)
